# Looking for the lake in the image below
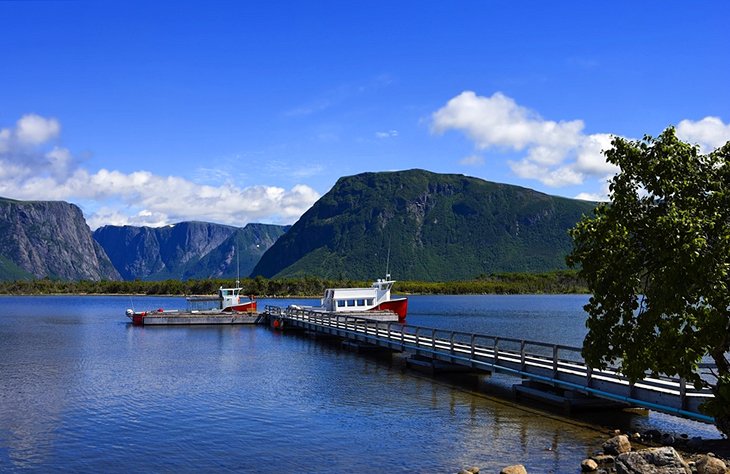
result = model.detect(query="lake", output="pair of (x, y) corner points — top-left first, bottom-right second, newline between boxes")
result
(0, 294), (721, 472)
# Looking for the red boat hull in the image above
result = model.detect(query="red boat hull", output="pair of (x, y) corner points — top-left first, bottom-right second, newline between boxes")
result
(374, 297), (408, 322)
(223, 300), (257, 312)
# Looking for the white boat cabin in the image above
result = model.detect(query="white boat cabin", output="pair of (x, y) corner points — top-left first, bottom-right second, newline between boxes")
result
(320, 278), (394, 312)
(219, 286), (243, 309)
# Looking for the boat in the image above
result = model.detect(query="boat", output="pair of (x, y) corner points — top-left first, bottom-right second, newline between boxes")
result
(290, 274), (408, 322)
(125, 282), (257, 326)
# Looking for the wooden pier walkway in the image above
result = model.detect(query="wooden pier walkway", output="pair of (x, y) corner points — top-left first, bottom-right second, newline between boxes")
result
(264, 305), (717, 424)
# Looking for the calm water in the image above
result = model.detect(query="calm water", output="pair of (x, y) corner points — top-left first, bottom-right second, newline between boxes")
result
(0, 295), (721, 472)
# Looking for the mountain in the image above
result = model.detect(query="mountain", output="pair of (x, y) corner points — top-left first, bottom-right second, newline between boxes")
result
(182, 223), (290, 280)
(0, 197), (120, 281)
(251, 169), (597, 281)
(93, 221), (288, 281)
(93, 221), (236, 280)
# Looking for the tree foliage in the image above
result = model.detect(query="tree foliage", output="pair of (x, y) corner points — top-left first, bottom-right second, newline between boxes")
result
(568, 128), (730, 435)
(0, 270), (586, 296)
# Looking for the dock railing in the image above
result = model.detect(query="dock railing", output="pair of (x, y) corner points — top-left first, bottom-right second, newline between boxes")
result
(264, 305), (717, 423)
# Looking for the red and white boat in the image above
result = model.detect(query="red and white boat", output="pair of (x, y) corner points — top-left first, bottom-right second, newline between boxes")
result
(294, 275), (408, 322)
(125, 282), (257, 326)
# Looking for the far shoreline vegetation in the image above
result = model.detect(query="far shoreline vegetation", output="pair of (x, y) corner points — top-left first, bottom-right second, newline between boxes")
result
(0, 270), (587, 296)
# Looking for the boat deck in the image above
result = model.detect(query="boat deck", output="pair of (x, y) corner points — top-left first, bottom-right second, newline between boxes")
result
(132, 311), (262, 326)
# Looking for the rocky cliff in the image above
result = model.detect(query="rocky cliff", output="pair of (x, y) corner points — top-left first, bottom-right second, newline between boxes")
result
(0, 197), (120, 281)
(93, 221), (238, 280)
(93, 221), (289, 281)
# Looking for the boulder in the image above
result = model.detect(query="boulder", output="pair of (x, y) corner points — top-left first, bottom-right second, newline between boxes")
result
(695, 455), (728, 474)
(500, 465), (528, 474)
(615, 447), (691, 474)
(581, 458), (598, 472)
(603, 435), (632, 455)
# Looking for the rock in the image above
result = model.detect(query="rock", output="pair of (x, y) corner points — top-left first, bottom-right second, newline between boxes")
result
(581, 458), (599, 471)
(645, 429), (662, 441)
(662, 434), (676, 446)
(615, 447), (691, 473)
(593, 454), (615, 466)
(687, 437), (703, 450)
(695, 454), (728, 474)
(603, 435), (632, 455)
(630, 432), (642, 441)
(500, 465), (528, 474)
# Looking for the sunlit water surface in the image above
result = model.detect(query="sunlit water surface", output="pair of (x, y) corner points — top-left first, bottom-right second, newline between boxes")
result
(0, 295), (721, 472)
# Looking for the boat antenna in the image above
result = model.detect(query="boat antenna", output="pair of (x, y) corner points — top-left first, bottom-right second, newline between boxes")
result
(236, 243), (240, 288)
(385, 236), (391, 280)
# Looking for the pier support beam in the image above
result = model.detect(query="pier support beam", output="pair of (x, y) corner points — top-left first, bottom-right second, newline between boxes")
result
(513, 380), (628, 415)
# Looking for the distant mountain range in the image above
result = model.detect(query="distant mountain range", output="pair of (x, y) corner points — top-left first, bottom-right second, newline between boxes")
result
(93, 222), (288, 281)
(0, 169), (597, 282)
(0, 197), (288, 282)
(252, 169), (596, 281)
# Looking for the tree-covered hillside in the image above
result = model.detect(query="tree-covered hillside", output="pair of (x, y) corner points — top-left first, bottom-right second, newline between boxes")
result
(252, 169), (596, 281)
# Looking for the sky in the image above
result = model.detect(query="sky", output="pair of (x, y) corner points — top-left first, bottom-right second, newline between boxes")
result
(1, 1), (728, 229)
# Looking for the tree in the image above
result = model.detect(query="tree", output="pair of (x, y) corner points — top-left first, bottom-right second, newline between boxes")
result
(567, 128), (730, 436)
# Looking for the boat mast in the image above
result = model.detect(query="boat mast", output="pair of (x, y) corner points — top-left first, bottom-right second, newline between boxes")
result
(385, 237), (391, 280)
(235, 244), (240, 288)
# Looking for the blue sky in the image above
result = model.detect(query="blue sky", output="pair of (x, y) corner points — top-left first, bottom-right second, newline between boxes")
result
(1, 1), (728, 229)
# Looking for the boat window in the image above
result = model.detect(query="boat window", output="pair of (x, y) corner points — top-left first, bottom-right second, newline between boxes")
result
(347, 299), (356, 307)
(337, 300), (345, 307)
(367, 299), (374, 306)
(357, 299), (365, 306)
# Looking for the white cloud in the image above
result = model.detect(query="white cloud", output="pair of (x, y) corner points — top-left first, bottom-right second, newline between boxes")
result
(15, 114), (60, 145)
(432, 91), (584, 151)
(375, 130), (399, 139)
(676, 116), (730, 153)
(459, 154), (484, 166)
(432, 91), (617, 188)
(0, 114), (321, 229)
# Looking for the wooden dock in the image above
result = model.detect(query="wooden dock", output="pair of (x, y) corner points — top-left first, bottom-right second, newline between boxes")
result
(262, 305), (717, 424)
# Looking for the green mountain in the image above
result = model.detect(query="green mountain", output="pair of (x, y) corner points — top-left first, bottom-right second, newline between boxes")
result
(0, 197), (120, 281)
(251, 169), (596, 281)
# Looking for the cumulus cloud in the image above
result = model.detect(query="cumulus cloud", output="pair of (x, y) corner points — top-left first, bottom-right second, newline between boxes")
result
(0, 114), (320, 229)
(432, 91), (618, 188)
(15, 114), (61, 144)
(676, 116), (730, 153)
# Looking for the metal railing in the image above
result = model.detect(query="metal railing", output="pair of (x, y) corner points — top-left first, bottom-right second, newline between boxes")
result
(264, 305), (717, 423)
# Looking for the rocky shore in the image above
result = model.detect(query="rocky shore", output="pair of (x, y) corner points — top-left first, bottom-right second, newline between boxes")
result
(457, 429), (729, 474)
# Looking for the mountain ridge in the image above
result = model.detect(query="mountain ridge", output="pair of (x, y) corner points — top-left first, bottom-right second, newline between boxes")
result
(252, 169), (596, 280)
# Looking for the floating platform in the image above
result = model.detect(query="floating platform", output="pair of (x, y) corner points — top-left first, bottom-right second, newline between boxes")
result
(128, 310), (262, 326)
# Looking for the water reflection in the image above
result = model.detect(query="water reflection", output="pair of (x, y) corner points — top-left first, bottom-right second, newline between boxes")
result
(0, 295), (723, 473)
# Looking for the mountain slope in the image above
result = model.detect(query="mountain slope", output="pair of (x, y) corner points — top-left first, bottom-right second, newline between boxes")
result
(93, 222), (237, 280)
(0, 197), (120, 281)
(93, 221), (289, 281)
(251, 170), (596, 280)
(182, 223), (290, 279)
